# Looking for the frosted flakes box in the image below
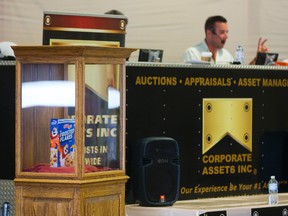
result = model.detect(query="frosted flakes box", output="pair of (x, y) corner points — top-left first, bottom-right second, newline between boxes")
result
(50, 118), (75, 167)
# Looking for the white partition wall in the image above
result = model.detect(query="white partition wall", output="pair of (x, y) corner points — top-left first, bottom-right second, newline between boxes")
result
(0, 1), (288, 64)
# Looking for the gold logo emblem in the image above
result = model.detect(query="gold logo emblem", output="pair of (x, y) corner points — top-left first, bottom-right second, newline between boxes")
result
(202, 98), (252, 154)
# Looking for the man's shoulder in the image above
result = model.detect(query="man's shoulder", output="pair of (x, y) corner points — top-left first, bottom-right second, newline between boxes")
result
(186, 41), (207, 52)
(183, 42), (205, 62)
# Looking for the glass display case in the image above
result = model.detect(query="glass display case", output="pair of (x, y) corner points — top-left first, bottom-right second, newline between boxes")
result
(13, 46), (135, 216)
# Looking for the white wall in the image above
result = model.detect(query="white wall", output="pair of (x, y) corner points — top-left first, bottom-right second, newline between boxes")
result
(1, 0), (287, 63)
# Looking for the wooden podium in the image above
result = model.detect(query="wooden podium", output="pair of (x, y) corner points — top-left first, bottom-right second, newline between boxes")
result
(12, 46), (136, 216)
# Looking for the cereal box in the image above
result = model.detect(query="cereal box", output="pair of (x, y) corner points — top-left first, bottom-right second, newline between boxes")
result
(50, 118), (75, 167)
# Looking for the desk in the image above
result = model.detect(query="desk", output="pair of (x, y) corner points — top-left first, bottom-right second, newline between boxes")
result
(125, 63), (288, 203)
(126, 193), (288, 216)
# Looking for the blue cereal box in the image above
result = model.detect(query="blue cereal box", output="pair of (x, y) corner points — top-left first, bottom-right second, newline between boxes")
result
(50, 118), (75, 167)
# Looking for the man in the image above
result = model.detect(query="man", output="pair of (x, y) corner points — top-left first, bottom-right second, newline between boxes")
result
(183, 15), (268, 64)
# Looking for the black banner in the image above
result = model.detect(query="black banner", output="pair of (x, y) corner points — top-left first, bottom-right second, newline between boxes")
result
(125, 63), (288, 203)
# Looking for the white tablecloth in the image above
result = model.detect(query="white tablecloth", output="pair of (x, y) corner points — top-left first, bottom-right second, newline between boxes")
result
(126, 193), (288, 216)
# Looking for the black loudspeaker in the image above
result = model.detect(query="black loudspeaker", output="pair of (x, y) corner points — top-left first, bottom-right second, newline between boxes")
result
(131, 137), (180, 206)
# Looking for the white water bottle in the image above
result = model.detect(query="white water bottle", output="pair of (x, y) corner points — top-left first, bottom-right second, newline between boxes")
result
(234, 45), (245, 64)
(1, 202), (10, 216)
(268, 175), (278, 205)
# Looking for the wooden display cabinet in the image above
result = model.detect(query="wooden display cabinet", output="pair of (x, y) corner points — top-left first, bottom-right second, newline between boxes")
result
(13, 46), (136, 216)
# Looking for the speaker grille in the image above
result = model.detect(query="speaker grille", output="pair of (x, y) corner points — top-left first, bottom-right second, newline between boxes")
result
(144, 162), (179, 203)
(132, 137), (180, 206)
